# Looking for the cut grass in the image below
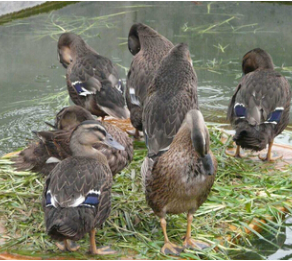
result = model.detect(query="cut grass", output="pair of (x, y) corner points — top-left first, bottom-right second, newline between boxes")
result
(0, 128), (291, 259)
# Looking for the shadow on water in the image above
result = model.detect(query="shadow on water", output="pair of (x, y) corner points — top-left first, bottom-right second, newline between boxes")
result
(0, 2), (291, 259)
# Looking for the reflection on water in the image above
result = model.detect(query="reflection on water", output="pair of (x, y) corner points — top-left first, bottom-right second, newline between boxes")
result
(0, 2), (291, 259)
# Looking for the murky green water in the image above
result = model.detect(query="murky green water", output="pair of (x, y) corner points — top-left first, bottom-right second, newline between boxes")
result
(0, 2), (291, 259)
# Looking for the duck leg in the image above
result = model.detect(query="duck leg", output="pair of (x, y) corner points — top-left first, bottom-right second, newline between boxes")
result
(258, 140), (283, 161)
(56, 240), (80, 252)
(160, 218), (183, 255)
(89, 228), (116, 255)
(226, 145), (242, 158)
(183, 213), (210, 250)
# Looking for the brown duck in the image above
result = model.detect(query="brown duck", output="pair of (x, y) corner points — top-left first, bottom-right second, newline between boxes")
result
(43, 120), (123, 254)
(58, 32), (129, 120)
(126, 23), (174, 136)
(12, 106), (133, 175)
(141, 110), (217, 255)
(143, 43), (198, 157)
(227, 48), (291, 161)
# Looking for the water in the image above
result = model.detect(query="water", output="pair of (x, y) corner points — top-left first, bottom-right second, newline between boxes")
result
(0, 2), (291, 259)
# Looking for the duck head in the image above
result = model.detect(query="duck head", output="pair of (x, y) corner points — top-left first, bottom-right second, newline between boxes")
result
(57, 33), (85, 68)
(185, 109), (214, 176)
(70, 120), (124, 156)
(55, 106), (94, 130)
(242, 48), (274, 75)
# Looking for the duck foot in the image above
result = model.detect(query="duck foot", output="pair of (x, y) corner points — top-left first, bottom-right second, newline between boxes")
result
(183, 237), (210, 250)
(258, 153), (283, 162)
(161, 242), (183, 255)
(56, 240), (80, 252)
(89, 245), (117, 255)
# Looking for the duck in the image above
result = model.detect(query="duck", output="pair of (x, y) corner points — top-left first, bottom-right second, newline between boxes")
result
(141, 109), (217, 255)
(12, 105), (133, 176)
(227, 48), (291, 161)
(126, 23), (174, 137)
(58, 32), (129, 120)
(142, 43), (198, 157)
(42, 120), (124, 254)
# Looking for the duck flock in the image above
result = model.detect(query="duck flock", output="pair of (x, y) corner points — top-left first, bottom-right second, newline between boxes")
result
(11, 23), (291, 255)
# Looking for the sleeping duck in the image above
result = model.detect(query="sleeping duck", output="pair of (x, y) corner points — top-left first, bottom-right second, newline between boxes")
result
(58, 32), (129, 120)
(142, 110), (217, 255)
(12, 106), (133, 175)
(126, 23), (174, 137)
(227, 48), (291, 161)
(143, 43), (198, 157)
(43, 120), (124, 254)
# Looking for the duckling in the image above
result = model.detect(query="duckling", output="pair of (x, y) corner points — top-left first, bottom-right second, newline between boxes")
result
(143, 43), (198, 157)
(126, 23), (174, 136)
(13, 106), (133, 175)
(43, 120), (124, 254)
(58, 32), (129, 120)
(141, 110), (217, 255)
(227, 48), (291, 161)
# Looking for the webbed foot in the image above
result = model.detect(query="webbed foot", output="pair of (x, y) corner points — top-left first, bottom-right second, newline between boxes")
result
(56, 240), (80, 252)
(226, 145), (245, 158)
(161, 241), (184, 255)
(183, 237), (210, 250)
(258, 153), (283, 162)
(90, 245), (117, 255)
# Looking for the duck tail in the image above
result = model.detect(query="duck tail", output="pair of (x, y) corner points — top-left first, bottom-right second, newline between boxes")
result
(46, 209), (82, 241)
(233, 121), (270, 151)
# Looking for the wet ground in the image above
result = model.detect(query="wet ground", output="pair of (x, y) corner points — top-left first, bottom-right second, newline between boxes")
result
(0, 1), (291, 259)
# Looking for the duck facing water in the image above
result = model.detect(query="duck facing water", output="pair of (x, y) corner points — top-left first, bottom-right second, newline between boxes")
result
(142, 110), (217, 255)
(58, 32), (129, 120)
(43, 120), (124, 254)
(126, 23), (174, 136)
(227, 48), (291, 161)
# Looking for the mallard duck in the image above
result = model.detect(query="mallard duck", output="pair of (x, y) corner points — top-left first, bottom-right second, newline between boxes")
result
(13, 106), (133, 175)
(227, 48), (291, 161)
(141, 110), (217, 255)
(42, 120), (124, 254)
(58, 32), (129, 120)
(126, 23), (174, 136)
(143, 43), (198, 157)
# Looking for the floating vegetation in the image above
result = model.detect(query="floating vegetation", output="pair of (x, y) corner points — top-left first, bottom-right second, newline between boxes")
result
(0, 129), (291, 259)
(5, 10), (135, 41)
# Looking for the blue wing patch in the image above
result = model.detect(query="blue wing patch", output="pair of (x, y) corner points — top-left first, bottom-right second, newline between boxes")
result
(46, 191), (52, 206)
(234, 103), (246, 118)
(72, 81), (94, 96)
(266, 107), (284, 124)
(81, 190), (100, 207)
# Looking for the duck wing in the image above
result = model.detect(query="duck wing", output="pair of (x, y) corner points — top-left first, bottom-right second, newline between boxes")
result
(228, 70), (291, 128)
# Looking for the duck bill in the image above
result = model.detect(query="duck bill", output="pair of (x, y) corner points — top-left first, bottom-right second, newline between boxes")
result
(104, 133), (125, 150)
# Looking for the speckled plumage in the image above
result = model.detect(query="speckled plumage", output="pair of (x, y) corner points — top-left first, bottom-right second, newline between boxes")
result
(126, 23), (174, 131)
(142, 110), (217, 218)
(42, 156), (112, 241)
(227, 48), (291, 152)
(13, 106), (133, 175)
(58, 32), (129, 119)
(143, 43), (198, 157)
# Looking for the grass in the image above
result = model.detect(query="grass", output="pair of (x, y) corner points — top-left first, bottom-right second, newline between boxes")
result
(0, 128), (291, 260)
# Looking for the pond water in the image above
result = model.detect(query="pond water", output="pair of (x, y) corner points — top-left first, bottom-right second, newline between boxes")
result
(0, 1), (291, 259)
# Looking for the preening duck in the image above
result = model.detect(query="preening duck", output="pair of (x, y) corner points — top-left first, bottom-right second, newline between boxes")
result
(141, 110), (217, 255)
(227, 48), (291, 161)
(13, 106), (133, 175)
(58, 32), (129, 120)
(143, 43), (198, 157)
(42, 120), (124, 254)
(126, 23), (174, 136)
